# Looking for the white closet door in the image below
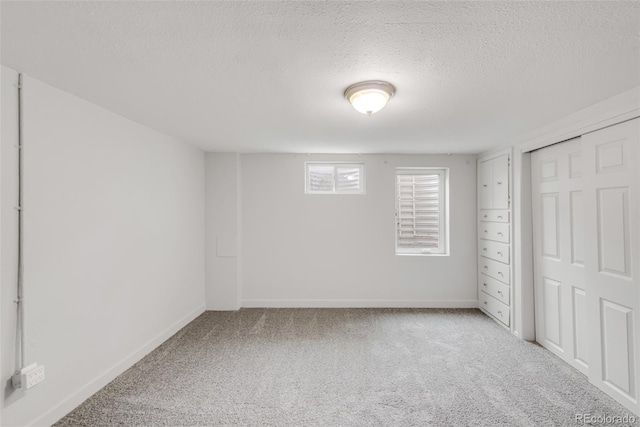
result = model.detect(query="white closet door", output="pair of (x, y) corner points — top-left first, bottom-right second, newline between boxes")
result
(532, 138), (587, 374)
(479, 160), (492, 209)
(583, 118), (639, 415)
(492, 154), (510, 209)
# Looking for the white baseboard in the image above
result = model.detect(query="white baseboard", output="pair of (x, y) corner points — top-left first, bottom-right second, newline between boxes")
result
(241, 299), (479, 308)
(29, 304), (206, 427)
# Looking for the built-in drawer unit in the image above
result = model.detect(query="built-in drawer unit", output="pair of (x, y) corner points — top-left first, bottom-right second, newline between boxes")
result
(480, 222), (510, 244)
(479, 209), (509, 223)
(479, 274), (510, 305)
(479, 291), (510, 327)
(480, 257), (510, 285)
(479, 239), (510, 264)
(477, 149), (512, 331)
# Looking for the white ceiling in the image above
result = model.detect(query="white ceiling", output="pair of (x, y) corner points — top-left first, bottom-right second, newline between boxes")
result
(1, 1), (639, 154)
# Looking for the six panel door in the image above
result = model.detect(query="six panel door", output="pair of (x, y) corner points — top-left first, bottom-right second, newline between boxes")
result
(532, 138), (588, 374)
(582, 118), (639, 415)
(532, 118), (640, 416)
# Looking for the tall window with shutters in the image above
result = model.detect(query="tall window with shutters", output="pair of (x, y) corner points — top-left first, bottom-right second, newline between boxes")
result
(396, 168), (449, 255)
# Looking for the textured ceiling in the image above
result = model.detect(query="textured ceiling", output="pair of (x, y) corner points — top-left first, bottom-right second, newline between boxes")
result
(2, 1), (639, 154)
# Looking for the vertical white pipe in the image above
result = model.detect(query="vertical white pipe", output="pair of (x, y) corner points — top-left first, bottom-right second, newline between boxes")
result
(17, 72), (25, 368)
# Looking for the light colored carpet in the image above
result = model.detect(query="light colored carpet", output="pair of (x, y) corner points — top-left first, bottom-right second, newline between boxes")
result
(55, 309), (638, 426)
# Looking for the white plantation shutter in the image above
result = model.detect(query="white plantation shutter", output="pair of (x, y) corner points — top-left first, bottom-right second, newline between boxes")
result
(396, 169), (447, 254)
(336, 167), (361, 192)
(306, 163), (364, 194)
(308, 165), (335, 192)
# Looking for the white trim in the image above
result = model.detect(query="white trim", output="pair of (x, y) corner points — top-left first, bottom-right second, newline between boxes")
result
(395, 253), (449, 257)
(241, 299), (478, 308)
(30, 304), (206, 427)
(513, 151), (535, 341)
(519, 87), (640, 153)
(395, 167), (449, 256)
(476, 87), (640, 159)
(476, 150), (511, 163)
(236, 153), (243, 310)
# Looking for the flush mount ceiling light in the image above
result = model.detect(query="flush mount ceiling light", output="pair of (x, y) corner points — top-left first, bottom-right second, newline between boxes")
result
(344, 80), (396, 115)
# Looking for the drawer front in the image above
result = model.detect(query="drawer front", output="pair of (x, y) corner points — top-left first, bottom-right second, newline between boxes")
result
(479, 240), (510, 264)
(480, 257), (510, 285)
(480, 222), (510, 243)
(479, 274), (510, 305)
(480, 292), (510, 327)
(479, 210), (509, 223)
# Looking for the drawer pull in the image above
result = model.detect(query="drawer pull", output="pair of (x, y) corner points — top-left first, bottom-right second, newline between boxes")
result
(484, 230), (488, 233)
(483, 266), (488, 269)
(497, 311), (503, 316)
(497, 251), (503, 256)
(483, 283), (487, 287)
(497, 181), (503, 185)
(483, 184), (488, 187)
(483, 301), (488, 305)
(498, 232), (503, 236)
(483, 248), (487, 251)
(498, 272), (503, 276)
(497, 215), (503, 219)
(483, 214), (488, 218)
(497, 290), (503, 295)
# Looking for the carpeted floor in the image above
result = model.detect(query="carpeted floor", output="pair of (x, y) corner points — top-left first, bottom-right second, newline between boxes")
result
(55, 309), (638, 426)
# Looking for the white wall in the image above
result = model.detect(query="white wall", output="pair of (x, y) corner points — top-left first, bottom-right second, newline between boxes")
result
(240, 153), (477, 307)
(205, 153), (240, 310)
(0, 66), (20, 427)
(1, 68), (206, 426)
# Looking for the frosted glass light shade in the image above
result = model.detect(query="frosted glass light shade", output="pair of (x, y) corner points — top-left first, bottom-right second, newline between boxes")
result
(344, 81), (395, 115)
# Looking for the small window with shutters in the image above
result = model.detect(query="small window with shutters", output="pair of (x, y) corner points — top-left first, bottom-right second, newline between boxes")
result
(395, 168), (449, 255)
(305, 162), (365, 194)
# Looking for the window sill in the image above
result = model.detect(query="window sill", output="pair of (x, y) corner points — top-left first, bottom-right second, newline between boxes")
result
(395, 253), (450, 257)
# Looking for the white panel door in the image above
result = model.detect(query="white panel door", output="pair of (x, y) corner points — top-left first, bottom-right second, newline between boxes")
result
(532, 138), (588, 374)
(583, 118), (639, 415)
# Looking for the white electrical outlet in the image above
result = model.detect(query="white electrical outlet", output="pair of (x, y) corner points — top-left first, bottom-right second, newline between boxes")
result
(26, 364), (45, 388)
(11, 363), (45, 390)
